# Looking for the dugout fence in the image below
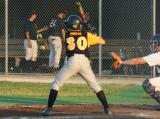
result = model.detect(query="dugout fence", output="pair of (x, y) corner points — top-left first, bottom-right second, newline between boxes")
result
(0, 0), (157, 77)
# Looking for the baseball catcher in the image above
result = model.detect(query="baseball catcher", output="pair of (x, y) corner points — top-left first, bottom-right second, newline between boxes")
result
(111, 52), (160, 104)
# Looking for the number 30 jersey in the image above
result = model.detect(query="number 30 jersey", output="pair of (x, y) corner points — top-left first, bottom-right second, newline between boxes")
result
(65, 30), (100, 58)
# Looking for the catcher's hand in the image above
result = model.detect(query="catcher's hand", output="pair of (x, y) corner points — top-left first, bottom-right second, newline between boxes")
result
(111, 52), (122, 70)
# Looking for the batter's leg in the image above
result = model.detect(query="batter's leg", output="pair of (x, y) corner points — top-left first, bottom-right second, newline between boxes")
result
(79, 58), (112, 114)
(42, 57), (79, 116)
(42, 89), (58, 116)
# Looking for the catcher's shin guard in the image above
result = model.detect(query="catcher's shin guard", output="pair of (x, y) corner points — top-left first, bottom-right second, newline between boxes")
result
(143, 79), (160, 103)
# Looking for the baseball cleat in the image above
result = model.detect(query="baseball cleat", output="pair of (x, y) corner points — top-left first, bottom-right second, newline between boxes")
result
(104, 108), (112, 115)
(42, 107), (52, 116)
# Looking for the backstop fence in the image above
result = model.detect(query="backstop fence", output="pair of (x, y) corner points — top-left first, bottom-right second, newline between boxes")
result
(0, 0), (157, 77)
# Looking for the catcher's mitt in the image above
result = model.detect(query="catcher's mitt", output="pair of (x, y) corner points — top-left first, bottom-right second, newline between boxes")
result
(111, 52), (122, 70)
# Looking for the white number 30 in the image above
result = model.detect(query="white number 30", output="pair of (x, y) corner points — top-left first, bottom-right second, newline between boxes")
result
(66, 36), (88, 51)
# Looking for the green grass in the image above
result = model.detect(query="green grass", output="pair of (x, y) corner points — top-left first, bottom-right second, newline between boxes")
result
(0, 81), (127, 97)
(0, 81), (158, 105)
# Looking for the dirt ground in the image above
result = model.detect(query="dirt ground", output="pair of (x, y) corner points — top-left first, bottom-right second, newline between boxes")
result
(0, 104), (160, 119)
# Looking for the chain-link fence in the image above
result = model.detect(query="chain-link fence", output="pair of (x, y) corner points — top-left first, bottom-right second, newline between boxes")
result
(0, 0), (156, 77)
(0, 1), (5, 73)
(101, 0), (153, 76)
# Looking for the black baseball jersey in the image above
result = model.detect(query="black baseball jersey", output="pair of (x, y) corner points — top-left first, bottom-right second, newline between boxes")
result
(48, 17), (65, 37)
(65, 30), (90, 58)
(24, 20), (37, 40)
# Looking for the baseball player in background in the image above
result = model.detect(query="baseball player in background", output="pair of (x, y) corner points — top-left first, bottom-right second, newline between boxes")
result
(119, 52), (160, 104)
(24, 10), (48, 72)
(42, 15), (112, 116)
(48, 11), (66, 70)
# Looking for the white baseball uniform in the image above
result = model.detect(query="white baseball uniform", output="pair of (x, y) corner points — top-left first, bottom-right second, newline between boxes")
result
(143, 52), (160, 90)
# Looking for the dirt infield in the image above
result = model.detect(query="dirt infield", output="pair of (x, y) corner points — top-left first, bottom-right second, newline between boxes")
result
(0, 104), (159, 119)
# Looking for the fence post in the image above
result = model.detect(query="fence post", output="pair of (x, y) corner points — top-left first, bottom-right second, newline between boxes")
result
(152, 0), (156, 77)
(98, 0), (102, 77)
(5, 0), (8, 75)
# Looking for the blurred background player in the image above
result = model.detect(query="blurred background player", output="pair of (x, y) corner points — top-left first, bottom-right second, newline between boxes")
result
(119, 52), (160, 104)
(48, 11), (66, 71)
(23, 10), (48, 72)
(42, 15), (112, 116)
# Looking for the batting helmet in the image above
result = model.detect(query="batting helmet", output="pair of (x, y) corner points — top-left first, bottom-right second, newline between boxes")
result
(64, 15), (82, 30)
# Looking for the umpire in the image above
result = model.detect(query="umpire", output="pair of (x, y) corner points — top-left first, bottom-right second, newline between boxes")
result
(48, 10), (66, 70)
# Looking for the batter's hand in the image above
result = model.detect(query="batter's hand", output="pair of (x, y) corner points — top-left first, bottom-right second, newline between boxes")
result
(111, 52), (122, 70)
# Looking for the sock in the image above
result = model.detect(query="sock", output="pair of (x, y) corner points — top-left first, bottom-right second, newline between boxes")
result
(48, 89), (58, 108)
(96, 90), (109, 109)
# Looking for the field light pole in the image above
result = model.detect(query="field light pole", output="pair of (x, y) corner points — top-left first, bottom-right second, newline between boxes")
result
(5, 0), (8, 75)
(99, 0), (102, 77)
(153, 0), (156, 77)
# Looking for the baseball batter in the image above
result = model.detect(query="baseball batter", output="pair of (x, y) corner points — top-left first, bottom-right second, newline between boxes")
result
(24, 10), (48, 72)
(119, 52), (160, 103)
(42, 15), (112, 116)
(48, 11), (66, 69)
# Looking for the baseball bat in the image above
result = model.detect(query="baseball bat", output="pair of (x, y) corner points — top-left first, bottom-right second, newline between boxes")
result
(76, 1), (88, 23)
(76, 1), (97, 33)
